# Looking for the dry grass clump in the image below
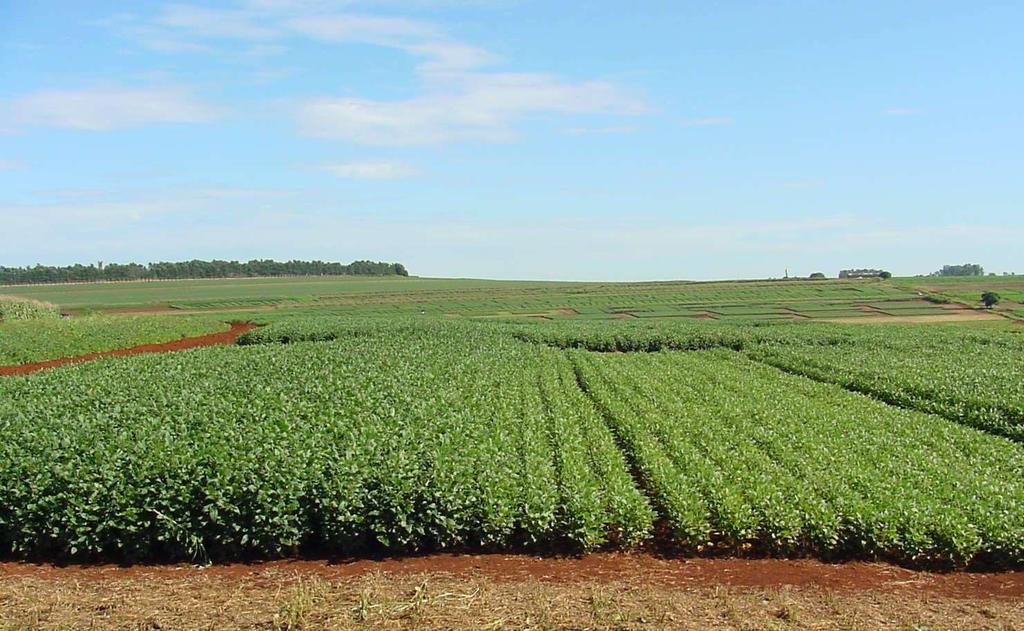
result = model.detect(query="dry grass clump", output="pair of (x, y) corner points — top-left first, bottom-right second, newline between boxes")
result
(2, 570), (1023, 630)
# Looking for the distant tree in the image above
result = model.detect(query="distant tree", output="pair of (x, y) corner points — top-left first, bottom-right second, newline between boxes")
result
(879, 271), (892, 279)
(934, 263), (984, 277)
(0, 259), (411, 286)
(809, 272), (826, 279)
(981, 291), (1001, 308)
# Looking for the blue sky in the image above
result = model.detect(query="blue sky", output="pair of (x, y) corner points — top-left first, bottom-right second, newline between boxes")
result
(1, 1), (1021, 280)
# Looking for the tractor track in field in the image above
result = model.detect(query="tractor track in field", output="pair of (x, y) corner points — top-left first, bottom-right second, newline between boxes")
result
(0, 321), (256, 377)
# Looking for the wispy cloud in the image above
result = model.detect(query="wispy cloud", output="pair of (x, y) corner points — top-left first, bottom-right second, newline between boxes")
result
(562, 125), (636, 136)
(4, 86), (222, 131)
(0, 187), (296, 232)
(286, 9), (647, 144)
(101, 2), (649, 145)
(0, 159), (23, 172)
(286, 14), (440, 45)
(319, 160), (420, 179)
(156, 4), (280, 39)
(286, 16), (496, 72)
(299, 73), (647, 145)
(405, 41), (499, 72)
(681, 116), (732, 127)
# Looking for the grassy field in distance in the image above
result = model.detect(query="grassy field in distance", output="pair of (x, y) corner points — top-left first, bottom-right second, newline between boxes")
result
(900, 275), (1024, 305)
(2, 274), (1021, 323)
(0, 276), (543, 310)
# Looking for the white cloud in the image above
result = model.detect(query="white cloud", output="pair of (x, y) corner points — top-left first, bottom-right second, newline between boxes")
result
(2, 200), (169, 230)
(124, 4), (497, 73)
(5, 87), (221, 131)
(284, 8), (646, 143)
(319, 160), (420, 179)
(157, 4), (280, 39)
(563, 125), (636, 136)
(187, 187), (298, 199)
(300, 73), (648, 145)
(286, 15), (497, 73)
(0, 159), (22, 172)
(681, 116), (732, 127)
(96, 3), (649, 144)
(286, 14), (440, 44)
(405, 41), (498, 72)
(141, 36), (218, 53)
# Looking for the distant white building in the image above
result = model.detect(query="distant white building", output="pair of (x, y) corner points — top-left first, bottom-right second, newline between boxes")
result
(839, 269), (885, 279)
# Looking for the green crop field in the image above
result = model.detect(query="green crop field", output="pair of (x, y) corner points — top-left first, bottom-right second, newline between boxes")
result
(0, 314), (230, 366)
(3, 302), (1024, 566)
(1, 276), (1024, 568)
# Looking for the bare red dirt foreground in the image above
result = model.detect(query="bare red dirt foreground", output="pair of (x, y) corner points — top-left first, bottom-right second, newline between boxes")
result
(3, 554), (1022, 599)
(3, 554), (1024, 629)
(0, 321), (255, 376)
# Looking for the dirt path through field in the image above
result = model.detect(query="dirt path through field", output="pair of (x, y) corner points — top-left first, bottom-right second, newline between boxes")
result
(0, 321), (255, 377)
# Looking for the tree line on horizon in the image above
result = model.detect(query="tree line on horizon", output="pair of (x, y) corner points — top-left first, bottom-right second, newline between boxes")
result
(0, 259), (409, 285)
(931, 263), (985, 277)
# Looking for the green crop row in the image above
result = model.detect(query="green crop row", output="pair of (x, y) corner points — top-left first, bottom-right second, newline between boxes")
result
(747, 335), (1024, 441)
(508, 318), (851, 352)
(571, 348), (1024, 566)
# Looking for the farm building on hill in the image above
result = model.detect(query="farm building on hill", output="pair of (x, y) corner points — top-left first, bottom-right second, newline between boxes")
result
(839, 269), (885, 279)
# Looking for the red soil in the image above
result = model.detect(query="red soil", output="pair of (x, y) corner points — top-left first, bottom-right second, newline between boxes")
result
(0, 321), (256, 377)
(2, 554), (1022, 599)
